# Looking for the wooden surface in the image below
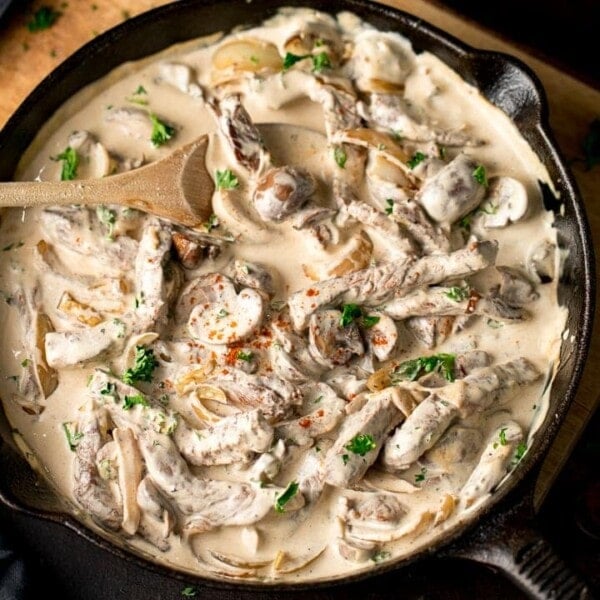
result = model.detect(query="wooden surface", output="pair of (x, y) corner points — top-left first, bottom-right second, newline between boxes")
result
(0, 0), (598, 509)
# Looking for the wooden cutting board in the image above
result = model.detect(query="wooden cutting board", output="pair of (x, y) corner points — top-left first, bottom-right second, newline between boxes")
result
(0, 0), (598, 509)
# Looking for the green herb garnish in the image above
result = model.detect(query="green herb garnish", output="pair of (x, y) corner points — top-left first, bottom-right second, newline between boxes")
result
(499, 427), (508, 446)
(2, 241), (24, 252)
(415, 467), (427, 483)
(215, 168), (239, 190)
(216, 308), (229, 319)
(203, 213), (220, 232)
(384, 199), (394, 215)
(487, 318), (504, 329)
(445, 286), (470, 302)
(122, 394), (150, 410)
(282, 52), (309, 70)
(514, 441), (527, 462)
(342, 453), (349, 465)
(134, 85), (147, 95)
(340, 303), (362, 327)
(236, 350), (253, 362)
(345, 433), (376, 456)
(122, 345), (158, 384)
(62, 422), (83, 451)
(371, 550), (391, 563)
(20, 358), (31, 368)
(28, 6), (61, 32)
(55, 147), (79, 181)
(311, 51), (332, 72)
(274, 481), (299, 513)
(391, 353), (456, 384)
(407, 151), (427, 169)
(334, 146), (347, 168)
(181, 587), (197, 597)
(361, 315), (381, 328)
(96, 205), (117, 239)
(149, 113), (175, 147)
(100, 382), (117, 397)
(472, 164), (488, 187)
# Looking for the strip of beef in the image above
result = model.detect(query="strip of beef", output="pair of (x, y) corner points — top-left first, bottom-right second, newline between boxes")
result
(288, 240), (498, 330)
(173, 409), (274, 466)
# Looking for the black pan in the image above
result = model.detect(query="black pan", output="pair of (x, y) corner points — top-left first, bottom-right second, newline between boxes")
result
(0, 1), (595, 598)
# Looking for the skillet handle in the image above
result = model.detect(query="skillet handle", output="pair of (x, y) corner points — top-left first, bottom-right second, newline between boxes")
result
(441, 480), (597, 599)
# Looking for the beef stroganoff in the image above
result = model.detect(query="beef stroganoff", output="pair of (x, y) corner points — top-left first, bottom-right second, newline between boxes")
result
(0, 8), (567, 582)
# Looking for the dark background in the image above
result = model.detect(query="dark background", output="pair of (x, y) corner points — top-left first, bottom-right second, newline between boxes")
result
(0, 1), (598, 598)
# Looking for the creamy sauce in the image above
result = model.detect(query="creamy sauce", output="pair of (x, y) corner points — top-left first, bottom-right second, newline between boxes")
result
(0, 8), (567, 583)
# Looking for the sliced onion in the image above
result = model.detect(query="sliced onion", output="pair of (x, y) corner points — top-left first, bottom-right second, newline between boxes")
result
(272, 546), (326, 574)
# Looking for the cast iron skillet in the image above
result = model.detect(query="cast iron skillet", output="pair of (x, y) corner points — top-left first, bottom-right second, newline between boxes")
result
(0, 0), (595, 597)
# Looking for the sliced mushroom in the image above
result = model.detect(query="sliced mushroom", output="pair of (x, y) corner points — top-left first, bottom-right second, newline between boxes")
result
(105, 107), (153, 142)
(187, 284), (265, 345)
(418, 154), (486, 223)
(308, 309), (365, 368)
(233, 260), (276, 298)
(362, 312), (398, 362)
(477, 176), (528, 228)
(67, 130), (115, 178)
(57, 291), (103, 326)
(114, 427), (143, 535)
(253, 166), (315, 222)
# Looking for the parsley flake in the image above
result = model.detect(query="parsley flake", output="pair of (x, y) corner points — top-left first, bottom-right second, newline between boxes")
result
(282, 52), (310, 70)
(236, 350), (253, 362)
(514, 441), (527, 462)
(415, 467), (427, 483)
(340, 303), (362, 327)
(54, 147), (79, 181)
(334, 146), (347, 168)
(342, 453), (349, 465)
(96, 205), (117, 240)
(391, 353), (456, 384)
(203, 213), (220, 232)
(345, 433), (376, 456)
(215, 169), (239, 190)
(181, 586), (197, 597)
(407, 152), (427, 169)
(123, 394), (149, 410)
(384, 199), (394, 215)
(149, 113), (175, 147)
(122, 345), (158, 385)
(445, 286), (470, 302)
(28, 6), (61, 32)
(371, 550), (391, 563)
(361, 314), (381, 328)
(472, 164), (488, 187)
(216, 308), (229, 319)
(498, 427), (508, 446)
(274, 481), (299, 513)
(62, 422), (83, 451)
(311, 51), (332, 72)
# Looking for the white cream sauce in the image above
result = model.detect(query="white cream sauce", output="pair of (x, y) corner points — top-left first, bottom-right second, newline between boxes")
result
(0, 8), (567, 583)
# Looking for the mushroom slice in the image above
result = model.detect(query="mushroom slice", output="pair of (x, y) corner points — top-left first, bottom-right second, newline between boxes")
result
(57, 291), (103, 326)
(211, 38), (281, 84)
(208, 550), (272, 569)
(253, 166), (315, 222)
(308, 309), (365, 368)
(248, 439), (286, 484)
(461, 421), (524, 507)
(175, 272), (236, 325)
(477, 176), (528, 228)
(418, 153), (486, 224)
(67, 130), (115, 178)
(336, 537), (377, 563)
(195, 552), (257, 578)
(233, 260), (276, 298)
(324, 229), (373, 278)
(362, 313), (398, 362)
(114, 427), (143, 535)
(187, 285), (265, 345)
(272, 547), (326, 574)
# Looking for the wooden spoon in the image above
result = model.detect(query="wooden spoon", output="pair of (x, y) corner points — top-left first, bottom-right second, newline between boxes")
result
(0, 135), (214, 228)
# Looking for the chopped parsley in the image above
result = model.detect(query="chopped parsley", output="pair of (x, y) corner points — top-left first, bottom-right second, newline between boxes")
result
(487, 318), (504, 329)
(20, 358), (31, 368)
(345, 433), (376, 456)
(96, 205), (117, 239)
(445, 286), (470, 302)
(514, 441), (527, 462)
(340, 303), (380, 329)
(333, 146), (347, 168)
(342, 453), (349, 465)
(28, 6), (61, 32)
(274, 481), (299, 513)
(149, 113), (175, 147)
(499, 427), (508, 446)
(415, 467), (427, 483)
(407, 151), (427, 169)
(215, 169), (239, 190)
(314, 395), (323, 404)
(216, 308), (229, 319)
(385, 199), (394, 215)
(2, 241), (24, 251)
(311, 51), (332, 72)
(202, 213), (220, 232)
(122, 345), (158, 384)
(282, 51), (331, 73)
(122, 394), (150, 410)
(181, 587), (197, 597)
(371, 550), (391, 563)
(582, 118), (600, 170)
(99, 381), (117, 398)
(472, 164), (488, 187)
(54, 147), (79, 181)
(438, 145), (447, 160)
(62, 422), (83, 451)
(134, 85), (147, 95)
(340, 303), (362, 327)
(236, 350), (253, 362)
(391, 353), (456, 384)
